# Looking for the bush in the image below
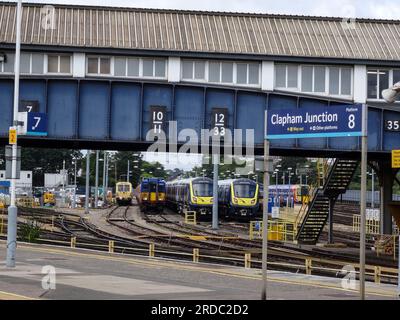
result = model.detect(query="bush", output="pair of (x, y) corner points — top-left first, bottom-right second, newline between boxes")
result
(20, 221), (41, 243)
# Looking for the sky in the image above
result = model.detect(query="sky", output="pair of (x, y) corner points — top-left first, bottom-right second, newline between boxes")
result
(4, 0), (400, 20)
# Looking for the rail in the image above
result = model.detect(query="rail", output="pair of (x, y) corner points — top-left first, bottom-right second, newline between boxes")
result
(294, 158), (334, 232)
(3, 236), (399, 288)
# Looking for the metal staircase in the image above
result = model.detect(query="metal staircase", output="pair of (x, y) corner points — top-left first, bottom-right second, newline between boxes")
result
(296, 159), (359, 244)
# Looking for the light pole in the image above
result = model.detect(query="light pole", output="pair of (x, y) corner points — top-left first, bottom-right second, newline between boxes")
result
(95, 150), (99, 209)
(6, 0), (22, 268)
(72, 159), (77, 209)
(287, 167), (292, 207)
(85, 150), (91, 214)
(102, 151), (107, 205)
(274, 169), (279, 206)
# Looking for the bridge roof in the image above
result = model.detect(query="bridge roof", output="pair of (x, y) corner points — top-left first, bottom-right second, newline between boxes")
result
(1, 3), (400, 61)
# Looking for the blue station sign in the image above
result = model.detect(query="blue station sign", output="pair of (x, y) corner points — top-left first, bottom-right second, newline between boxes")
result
(27, 112), (48, 136)
(266, 104), (363, 140)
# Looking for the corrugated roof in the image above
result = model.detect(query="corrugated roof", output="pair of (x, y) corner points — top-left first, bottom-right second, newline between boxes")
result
(1, 2), (400, 61)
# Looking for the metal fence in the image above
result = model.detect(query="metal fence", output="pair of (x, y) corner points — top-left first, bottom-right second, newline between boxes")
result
(339, 190), (400, 204)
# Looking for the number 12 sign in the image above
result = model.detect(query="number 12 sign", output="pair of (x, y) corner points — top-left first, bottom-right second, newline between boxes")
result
(27, 112), (48, 136)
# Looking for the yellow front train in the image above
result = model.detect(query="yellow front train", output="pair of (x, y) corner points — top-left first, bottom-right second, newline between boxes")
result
(115, 182), (133, 206)
(166, 177), (213, 218)
(138, 178), (166, 212)
(218, 178), (260, 219)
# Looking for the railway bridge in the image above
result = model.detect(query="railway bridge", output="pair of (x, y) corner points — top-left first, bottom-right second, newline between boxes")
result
(0, 3), (400, 240)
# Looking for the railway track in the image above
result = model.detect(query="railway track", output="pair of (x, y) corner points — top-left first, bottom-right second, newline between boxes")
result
(5, 205), (397, 284)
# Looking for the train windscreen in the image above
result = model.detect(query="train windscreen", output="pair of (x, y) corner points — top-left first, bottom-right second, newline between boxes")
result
(233, 183), (257, 198)
(118, 184), (130, 192)
(192, 182), (213, 197)
(158, 184), (166, 193)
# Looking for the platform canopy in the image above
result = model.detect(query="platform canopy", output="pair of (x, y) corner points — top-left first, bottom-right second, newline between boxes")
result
(1, 3), (400, 61)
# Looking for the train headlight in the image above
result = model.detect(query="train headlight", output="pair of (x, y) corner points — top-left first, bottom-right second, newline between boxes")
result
(251, 199), (256, 204)
(192, 197), (198, 203)
(210, 198), (213, 203)
(143, 197), (148, 201)
(233, 198), (238, 204)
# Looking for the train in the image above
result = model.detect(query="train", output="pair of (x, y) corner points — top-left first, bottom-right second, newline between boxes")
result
(261, 184), (310, 207)
(115, 182), (133, 206)
(166, 177), (213, 218)
(137, 178), (166, 212)
(218, 178), (260, 218)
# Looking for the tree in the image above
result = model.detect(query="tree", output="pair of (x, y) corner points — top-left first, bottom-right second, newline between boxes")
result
(0, 147), (82, 186)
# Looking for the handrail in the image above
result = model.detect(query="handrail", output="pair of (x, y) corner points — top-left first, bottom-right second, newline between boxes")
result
(295, 158), (335, 232)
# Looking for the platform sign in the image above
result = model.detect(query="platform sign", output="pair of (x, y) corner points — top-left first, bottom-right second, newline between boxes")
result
(384, 119), (400, 132)
(8, 127), (17, 145)
(265, 104), (363, 139)
(150, 106), (166, 134)
(19, 100), (39, 113)
(392, 150), (400, 168)
(26, 112), (47, 136)
(211, 108), (228, 137)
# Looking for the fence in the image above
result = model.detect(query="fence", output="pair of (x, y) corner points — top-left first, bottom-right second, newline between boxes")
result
(8, 236), (399, 287)
(249, 220), (296, 242)
(352, 214), (380, 235)
(339, 190), (400, 204)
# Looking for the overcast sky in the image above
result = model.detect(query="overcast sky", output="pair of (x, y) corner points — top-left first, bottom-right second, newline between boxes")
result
(4, 0), (400, 20)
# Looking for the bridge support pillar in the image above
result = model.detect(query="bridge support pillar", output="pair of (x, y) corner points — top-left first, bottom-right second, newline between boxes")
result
(377, 160), (395, 235)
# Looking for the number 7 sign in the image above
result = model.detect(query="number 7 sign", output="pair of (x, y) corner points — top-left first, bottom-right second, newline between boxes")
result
(27, 112), (48, 136)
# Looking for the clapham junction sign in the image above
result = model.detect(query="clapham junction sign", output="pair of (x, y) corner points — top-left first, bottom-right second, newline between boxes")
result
(266, 104), (363, 139)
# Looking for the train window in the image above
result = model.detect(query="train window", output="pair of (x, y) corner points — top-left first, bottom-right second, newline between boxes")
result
(118, 184), (130, 192)
(233, 183), (256, 198)
(158, 184), (166, 193)
(192, 182), (213, 197)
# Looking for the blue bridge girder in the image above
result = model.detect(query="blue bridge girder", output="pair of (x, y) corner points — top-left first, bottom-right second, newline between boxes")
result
(0, 77), (399, 159)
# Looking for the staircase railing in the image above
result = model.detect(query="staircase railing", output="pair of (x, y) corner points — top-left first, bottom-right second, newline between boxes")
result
(295, 158), (335, 234)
